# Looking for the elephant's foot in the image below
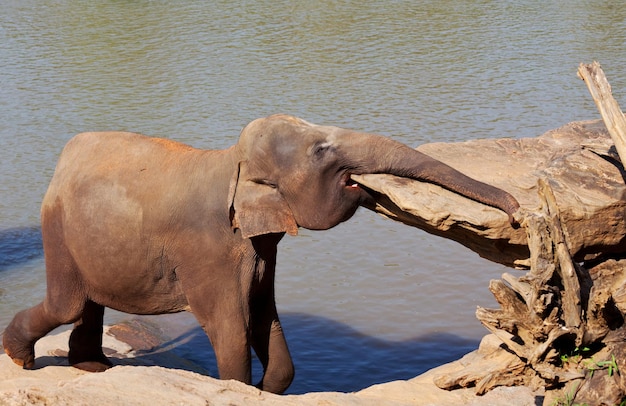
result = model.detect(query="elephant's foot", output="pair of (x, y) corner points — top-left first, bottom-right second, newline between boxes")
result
(70, 359), (113, 373)
(68, 313), (112, 373)
(2, 324), (36, 369)
(68, 347), (112, 372)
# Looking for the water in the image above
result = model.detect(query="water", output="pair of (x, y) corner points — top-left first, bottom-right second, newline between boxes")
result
(1, 0), (625, 394)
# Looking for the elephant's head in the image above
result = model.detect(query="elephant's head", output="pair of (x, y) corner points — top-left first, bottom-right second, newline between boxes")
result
(228, 114), (520, 239)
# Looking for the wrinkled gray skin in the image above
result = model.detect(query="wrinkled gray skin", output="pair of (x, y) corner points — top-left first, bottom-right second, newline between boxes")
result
(3, 114), (520, 394)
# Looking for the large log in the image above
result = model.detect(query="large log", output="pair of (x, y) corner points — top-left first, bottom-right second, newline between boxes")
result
(353, 119), (626, 268)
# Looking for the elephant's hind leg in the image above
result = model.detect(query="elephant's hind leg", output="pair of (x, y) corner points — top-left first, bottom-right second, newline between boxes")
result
(3, 302), (63, 369)
(68, 300), (112, 372)
(4, 219), (88, 369)
(3, 269), (86, 369)
(2, 287), (88, 369)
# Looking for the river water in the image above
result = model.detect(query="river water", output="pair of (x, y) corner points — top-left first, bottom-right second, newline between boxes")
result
(1, 0), (625, 394)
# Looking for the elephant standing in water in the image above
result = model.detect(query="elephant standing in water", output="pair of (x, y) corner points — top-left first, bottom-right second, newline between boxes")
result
(3, 114), (520, 394)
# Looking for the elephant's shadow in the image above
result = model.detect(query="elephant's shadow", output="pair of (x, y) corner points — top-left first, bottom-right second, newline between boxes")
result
(143, 312), (479, 394)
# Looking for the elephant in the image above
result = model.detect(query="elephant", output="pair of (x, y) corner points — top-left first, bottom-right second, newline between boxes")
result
(2, 114), (520, 394)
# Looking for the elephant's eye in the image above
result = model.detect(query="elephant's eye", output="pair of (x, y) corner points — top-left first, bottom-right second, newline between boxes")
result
(251, 178), (278, 188)
(312, 142), (333, 159)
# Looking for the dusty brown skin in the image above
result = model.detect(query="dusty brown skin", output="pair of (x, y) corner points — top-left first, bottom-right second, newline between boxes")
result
(2, 114), (519, 394)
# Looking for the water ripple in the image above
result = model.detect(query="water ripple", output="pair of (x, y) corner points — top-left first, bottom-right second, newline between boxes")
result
(0, 226), (43, 271)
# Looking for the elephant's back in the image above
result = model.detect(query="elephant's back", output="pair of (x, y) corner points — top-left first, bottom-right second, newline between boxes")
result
(49, 131), (195, 183)
(41, 132), (204, 215)
(59, 131), (196, 165)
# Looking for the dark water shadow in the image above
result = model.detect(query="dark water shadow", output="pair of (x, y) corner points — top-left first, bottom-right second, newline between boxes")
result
(0, 226), (43, 271)
(149, 312), (480, 395)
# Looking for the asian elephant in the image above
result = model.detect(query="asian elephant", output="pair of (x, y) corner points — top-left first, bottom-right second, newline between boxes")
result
(2, 114), (520, 394)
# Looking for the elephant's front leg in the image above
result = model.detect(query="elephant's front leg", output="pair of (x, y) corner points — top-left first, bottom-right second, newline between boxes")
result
(250, 294), (294, 394)
(209, 320), (252, 384)
(186, 288), (253, 385)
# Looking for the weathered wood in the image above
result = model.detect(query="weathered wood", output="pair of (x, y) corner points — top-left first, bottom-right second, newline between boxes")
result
(432, 334), (531, 395)
(501, 272), (531, 302)
(355, 118), (626, 268)
(435, 178), (626, 405)
(537, 179), (582, 331)
(578, 61), (626, 165)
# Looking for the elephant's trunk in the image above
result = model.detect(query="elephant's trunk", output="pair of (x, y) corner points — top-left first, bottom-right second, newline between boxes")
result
(335, 129), (521, 224)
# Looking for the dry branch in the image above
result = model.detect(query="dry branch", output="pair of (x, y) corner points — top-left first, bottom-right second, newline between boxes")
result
(537, 179), (582, 331)
(578, 61), (626, 165)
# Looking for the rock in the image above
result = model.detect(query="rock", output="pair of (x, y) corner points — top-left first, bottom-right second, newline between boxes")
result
(0, 322), (542, 405)
(353, 119), (626, 268)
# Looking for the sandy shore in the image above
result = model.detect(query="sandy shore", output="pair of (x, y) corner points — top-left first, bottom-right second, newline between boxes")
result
(0, 321), (542, 405)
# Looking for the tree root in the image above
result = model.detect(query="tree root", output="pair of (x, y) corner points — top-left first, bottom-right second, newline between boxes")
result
(435, 179), (626, 405)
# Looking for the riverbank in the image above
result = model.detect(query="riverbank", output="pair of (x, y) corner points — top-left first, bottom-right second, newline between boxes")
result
(0, 321), (541, 405)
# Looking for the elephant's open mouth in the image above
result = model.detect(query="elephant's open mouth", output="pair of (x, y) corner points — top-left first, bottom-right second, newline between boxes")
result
(343, 173), (360, 189)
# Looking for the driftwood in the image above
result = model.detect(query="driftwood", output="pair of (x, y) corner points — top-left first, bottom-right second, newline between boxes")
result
(433, 180), (626, 405)
(431, 63), (626, 405)
(354, 118), (626, 268)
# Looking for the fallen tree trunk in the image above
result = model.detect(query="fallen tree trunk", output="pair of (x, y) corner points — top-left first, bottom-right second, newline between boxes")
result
(354, 118), (626, 268)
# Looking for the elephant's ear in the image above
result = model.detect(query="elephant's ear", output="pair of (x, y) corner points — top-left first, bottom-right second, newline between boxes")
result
(228, 161), (298, 239)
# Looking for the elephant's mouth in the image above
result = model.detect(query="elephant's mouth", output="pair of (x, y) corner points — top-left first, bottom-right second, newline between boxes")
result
(343, 173), (360, 189)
